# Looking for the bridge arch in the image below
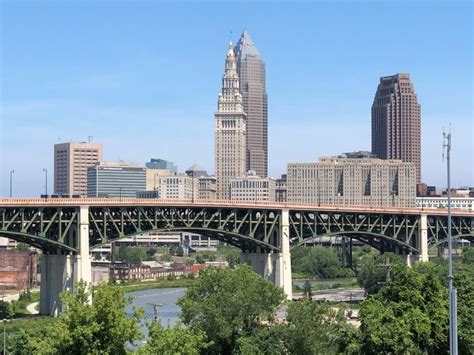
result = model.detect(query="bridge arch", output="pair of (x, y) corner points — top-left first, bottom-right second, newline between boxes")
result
(290, 230), (420, 254)
(428, 233), (474, 252)
(0, 231), (78, 253)
(94, 227), (280, 253)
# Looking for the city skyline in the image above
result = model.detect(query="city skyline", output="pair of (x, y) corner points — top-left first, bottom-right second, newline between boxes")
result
(1, 1), (472, 197)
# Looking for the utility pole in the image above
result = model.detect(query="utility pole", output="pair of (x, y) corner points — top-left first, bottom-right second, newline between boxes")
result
(443, 130), (458, 355)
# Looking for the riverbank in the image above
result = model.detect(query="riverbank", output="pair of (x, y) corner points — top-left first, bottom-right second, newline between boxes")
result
(116, 277), (197, 292)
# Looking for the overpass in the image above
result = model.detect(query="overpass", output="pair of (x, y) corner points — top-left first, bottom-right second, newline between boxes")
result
(1, 198), (473, 315)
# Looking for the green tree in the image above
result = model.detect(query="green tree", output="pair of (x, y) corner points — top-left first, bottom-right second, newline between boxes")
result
(13, 281), (143, 354)
(284, 300), (358, 354)
(0, 300), (13, 319)
(177, 265), (285, 354)
(15, 242), (30, 252)
(139, 322), (208, 355)
(292, 246), (354, 279)
(462, 247), (474, 264)
(454, 267), (474, 354)
(358, 264), (449, 354)
(118, 246), (148, 265)
(356, 252), (405, 295)
(302, 280), (312, 299)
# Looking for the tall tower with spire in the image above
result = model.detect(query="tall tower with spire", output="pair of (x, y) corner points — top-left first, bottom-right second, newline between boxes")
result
(215, 42), (247, 200)
(234, 31), (268, 178)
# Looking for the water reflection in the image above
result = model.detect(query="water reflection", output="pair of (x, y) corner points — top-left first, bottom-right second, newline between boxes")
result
(126, 288), (186, 327)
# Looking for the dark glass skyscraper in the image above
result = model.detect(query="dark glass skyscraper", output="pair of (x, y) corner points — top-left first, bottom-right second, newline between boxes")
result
(372, 73), (421, 183)
(234, 31), (268, 178)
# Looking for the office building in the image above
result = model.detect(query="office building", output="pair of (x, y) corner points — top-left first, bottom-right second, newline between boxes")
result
(234, 31), (268, 178)
(287, 156), (416, 207)
(197, 176), (217, 200)
(87, 161), (146, 198)
(230, 171), (275, 202)
(153, 174), (197, 199)
(215, 42), (247, 200)
(372, 73), (421, 183)
(54, 142), (103, 196)
(145, 159), (177, 175)
(275, 174), (287, 202)
(185, 163), (209, 178)
(146, 168), (173, 191)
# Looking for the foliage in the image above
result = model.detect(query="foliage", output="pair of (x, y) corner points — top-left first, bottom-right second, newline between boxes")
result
(117, 246), (154, 264)
(302, 280), (312, 299)
(15, 242), (30, 252)
(146, 247), (158, 258)
(462, 247), (474, 265)
(177, 265), (285, 354)
(169, 246), (184, 257)
(453, 266), (474, 354)
(139, 321), (208, 355)
(356, 252), (405, 295)
(216, 246), (241, 268)
(292, 246), (355, 279)
(234, 324), (289, 354)
(358, 264), (449, 354)
(285, 300), (359, 354)
(13, 281), (143, 354)
(0, 300), (14, 319)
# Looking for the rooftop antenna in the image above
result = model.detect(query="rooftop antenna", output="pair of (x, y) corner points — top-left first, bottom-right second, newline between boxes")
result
(443, 126), (458, 355)
(58, 137), (61, 142)
(88, 136), (93, 143)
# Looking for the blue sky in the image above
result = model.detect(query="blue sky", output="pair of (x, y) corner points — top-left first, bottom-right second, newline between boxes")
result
(1, 0), (472, 197)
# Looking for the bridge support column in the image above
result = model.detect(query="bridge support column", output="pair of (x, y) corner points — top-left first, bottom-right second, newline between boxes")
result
(39, 206), (92, 316)
(239, 210), (293, 300)
(418, 214), (429, 262)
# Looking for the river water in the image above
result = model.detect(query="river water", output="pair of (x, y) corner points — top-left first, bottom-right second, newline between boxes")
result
(125, 288), (186, 327)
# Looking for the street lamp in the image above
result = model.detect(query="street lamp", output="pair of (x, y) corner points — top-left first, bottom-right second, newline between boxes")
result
(9, 170), (14, 198)
(43, 168), (48, 196)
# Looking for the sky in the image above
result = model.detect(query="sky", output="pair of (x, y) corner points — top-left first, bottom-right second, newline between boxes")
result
(0, 0), (472, 197)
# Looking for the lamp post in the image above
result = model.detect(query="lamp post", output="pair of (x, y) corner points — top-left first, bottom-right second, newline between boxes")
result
(444, 131), (458, 354)
(9, 170), (14, 198)
(43, 168), (48, 196)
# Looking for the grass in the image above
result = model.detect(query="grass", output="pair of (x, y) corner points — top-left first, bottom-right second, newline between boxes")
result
(116, 277), (197, 292)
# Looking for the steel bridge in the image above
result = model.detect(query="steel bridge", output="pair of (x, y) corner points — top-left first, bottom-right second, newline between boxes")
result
(1, 198), (473, 315)
(1, 199), (473, 254)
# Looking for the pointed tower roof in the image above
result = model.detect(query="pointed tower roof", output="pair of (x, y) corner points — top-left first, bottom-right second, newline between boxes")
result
(234, 31), (261, 58)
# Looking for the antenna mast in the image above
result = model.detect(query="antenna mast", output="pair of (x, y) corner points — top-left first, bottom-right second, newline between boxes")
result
(443, 129), (457, 355)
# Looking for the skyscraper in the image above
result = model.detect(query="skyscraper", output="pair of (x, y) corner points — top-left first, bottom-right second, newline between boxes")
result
(215, 42), (247, 200)
(371, 73), (421, 183)
(54, 141), (103, 196)
(234, 31), (268, 178)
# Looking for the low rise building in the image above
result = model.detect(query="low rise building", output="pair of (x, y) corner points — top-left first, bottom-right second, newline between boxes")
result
(275, 174), (287, 202)
(416, 197), (474, 211)
(230, 171), (275, 202)
(287, 156), (416, 207)
(87, 161), (146, 198)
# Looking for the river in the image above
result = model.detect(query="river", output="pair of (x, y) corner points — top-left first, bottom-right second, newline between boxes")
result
(125, 287), (186, 327)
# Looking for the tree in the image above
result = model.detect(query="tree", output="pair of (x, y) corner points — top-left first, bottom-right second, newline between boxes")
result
(118, 246), (148, 265)
(358, 264), (449, 354)
(0, 300), (13, 319)
(302, 280), (312, 299)
(462, 247), (474, 265)
(284, 300), (358, 354)
(292, 246), (354, 279)
(16, 242), (30, 252)
(356, 252), (405, 295)
(13, 282), (143, 354)
(177, 265), (285, 354)
(139, 322), (207, 355)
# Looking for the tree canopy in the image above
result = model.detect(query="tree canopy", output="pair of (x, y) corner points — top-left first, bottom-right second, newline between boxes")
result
(177, 264), (285, 354)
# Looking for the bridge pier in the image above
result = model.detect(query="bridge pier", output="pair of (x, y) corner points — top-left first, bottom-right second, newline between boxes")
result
(39, 206), (92, 316)
(240, 210), (292, 300)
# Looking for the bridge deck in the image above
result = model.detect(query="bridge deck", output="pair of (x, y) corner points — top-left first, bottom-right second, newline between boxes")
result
(0, 198), (473, 217)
